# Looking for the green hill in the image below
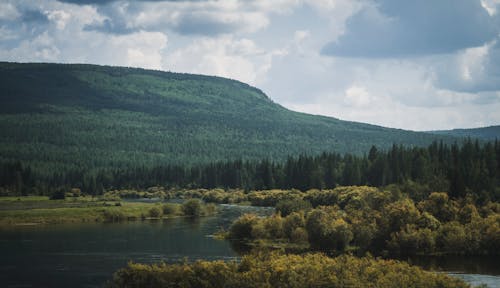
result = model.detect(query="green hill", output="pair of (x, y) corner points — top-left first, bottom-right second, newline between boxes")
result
(429, 125), (500, 141)
(0, 62), (457, 174)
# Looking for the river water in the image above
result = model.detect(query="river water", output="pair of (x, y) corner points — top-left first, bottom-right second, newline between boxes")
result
(0, 204), (498, 288)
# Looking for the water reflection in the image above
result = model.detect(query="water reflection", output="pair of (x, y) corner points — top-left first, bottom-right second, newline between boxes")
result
(404, 255), (500, 276)
(0, 203), (272, 288)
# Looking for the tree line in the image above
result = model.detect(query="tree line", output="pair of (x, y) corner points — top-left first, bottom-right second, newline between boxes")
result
(1, 139), (499, 202)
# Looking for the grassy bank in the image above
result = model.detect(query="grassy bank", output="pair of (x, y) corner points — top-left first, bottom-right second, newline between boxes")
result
(0, 197), (215, 226)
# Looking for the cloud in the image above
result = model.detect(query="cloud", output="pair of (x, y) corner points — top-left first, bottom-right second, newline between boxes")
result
(56, 0), (203, 4)
(172, 11), (269, 36)
(80, 1), (274, 36)
(322, 0), (499, 58)
(20, 9), (50, 24)
(432, 40), (500, 93)
(481, 0), (500, 15)
(47, 10), (72, 29)
(343, 85), (373, 107)
(163, 36), (279, 85)
(0, 31), (61, 62)
(0, 1), (167, 69)
(100, 31), (168, 69)
(0, 6), (52, 49)
(0, 3), (21, 21)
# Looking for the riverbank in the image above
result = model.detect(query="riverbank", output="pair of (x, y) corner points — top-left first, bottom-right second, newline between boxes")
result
(0, 201), (497, 288)
(0, 196), (216, 226)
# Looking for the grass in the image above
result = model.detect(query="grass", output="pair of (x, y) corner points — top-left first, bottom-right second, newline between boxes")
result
(0, 197), (182, 226)
(0, 196), (51, 201)
(0, 196), (219, 226)
(0, 196), (107, 211)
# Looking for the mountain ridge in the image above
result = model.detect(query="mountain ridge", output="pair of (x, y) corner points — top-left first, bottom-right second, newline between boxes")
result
(428, 125), (500, 141)
(0, 62), (468, 174)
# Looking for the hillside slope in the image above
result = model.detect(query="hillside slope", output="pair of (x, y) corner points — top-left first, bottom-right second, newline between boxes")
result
(0, 62), (456, 173)
(429, 126), (500, 141)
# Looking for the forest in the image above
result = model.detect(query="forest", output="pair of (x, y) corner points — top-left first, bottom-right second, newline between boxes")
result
(0, 62), (459, 174)
(2, 139), (499, 202)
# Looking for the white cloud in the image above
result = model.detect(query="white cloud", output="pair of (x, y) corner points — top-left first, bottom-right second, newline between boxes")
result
(458, 44), (489, 82)
(343, 85), (372, 107)
(0, 31), (60, 62)
(46, 10), (71, 30)
(163, 36), (276, 84)
(111, 31), (168, 69)
(294, 30), (310, 43)
(0, 2), (20, 21)
(481, 0), (500, 15)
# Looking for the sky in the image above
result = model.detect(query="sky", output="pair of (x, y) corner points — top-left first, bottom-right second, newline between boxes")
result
(1, 0), (500, 131)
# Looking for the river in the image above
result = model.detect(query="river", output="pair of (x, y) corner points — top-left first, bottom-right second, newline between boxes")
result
(0, 204), (498, 288)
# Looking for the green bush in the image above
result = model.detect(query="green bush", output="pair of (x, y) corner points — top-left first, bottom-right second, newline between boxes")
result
(182, 199), (202, 217)
(227, 188), (500, 256)
(283, 211), (306, 239)
(229, 214), (258, 239)
(148, 206), (163, 218)
(50, 188), (66, 200)
(275, 199), (311, 217)
(162, 203), (179, 215)
(102, 209), (126, 222)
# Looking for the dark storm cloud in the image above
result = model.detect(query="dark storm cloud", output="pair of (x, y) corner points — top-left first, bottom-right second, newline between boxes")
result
(322, 0), (499, 58)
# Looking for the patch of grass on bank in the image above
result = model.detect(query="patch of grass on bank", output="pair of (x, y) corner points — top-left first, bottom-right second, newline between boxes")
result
(0, 197), (217, 226)
(0, 196), (50, 202)
(0, 196), (111, 212)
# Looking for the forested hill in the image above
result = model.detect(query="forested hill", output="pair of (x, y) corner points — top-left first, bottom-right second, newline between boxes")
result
(1, 62), (457, 173)
(429, 125), (500, 141)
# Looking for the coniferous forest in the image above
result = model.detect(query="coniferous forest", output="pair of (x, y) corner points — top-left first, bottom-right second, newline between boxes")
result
(2, 139), (499, 202)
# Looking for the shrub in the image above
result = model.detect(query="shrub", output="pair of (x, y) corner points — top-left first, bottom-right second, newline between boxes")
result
(50, 188), (66, 200)
(275, 199), (311, 217)
(148, 206), (163, 218)
(182, 199), (202, 217)
(283, 212), (305, 239)
(436, 221), (466, 253)
(290, 227), (308, 243)
(229, 214), (258, 239)
(203, 203), (217, 216)
(162, 203), (179, 215)
(108, 253), (469, 288)
(102, 209), (126, 222)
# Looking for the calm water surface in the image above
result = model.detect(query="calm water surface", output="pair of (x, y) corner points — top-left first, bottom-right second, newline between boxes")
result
(0, 204), (498, 287)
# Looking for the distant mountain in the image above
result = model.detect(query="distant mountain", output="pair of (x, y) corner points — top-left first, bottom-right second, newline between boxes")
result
(429, 126), (500, 141)
(0, 62), (457, 174)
